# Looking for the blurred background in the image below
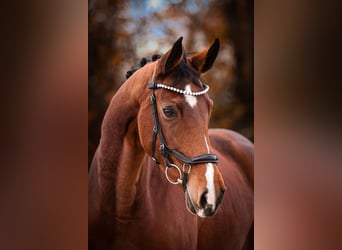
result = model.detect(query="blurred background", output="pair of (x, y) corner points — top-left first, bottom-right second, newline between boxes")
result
(88, 0), (254, 165)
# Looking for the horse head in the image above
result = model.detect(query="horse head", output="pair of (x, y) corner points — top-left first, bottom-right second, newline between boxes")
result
(134, 37), (227, 217)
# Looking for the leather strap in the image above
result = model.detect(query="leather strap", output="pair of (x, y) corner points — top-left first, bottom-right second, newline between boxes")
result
(148, 81), (219, 190)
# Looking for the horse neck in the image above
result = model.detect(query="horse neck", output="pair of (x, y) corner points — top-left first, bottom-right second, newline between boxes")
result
(94, 66), (153, 217)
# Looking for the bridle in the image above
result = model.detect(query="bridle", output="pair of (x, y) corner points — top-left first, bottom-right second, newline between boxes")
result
(148, 81), (219, 191)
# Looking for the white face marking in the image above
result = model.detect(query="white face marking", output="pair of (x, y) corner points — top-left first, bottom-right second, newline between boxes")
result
(205, 163), (216, 207)
(204, 135), (215, 208)
(184, 84), (197, 108)
(204, 135), (210, 153)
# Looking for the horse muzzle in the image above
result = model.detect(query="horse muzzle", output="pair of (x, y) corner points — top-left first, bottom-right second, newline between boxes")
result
(185, 186), (225, 217)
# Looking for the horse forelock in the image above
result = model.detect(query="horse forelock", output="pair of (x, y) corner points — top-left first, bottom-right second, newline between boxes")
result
(126, 53), (203, 90)
(166, 59), (202, 89)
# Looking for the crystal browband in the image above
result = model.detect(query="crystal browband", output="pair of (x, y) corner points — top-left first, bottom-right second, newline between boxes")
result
(148, 82), (209, 96)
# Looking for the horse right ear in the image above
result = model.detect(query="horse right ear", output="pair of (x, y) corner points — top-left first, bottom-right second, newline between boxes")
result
(189, 38), (220, 74)
(158, 37), (184, 75)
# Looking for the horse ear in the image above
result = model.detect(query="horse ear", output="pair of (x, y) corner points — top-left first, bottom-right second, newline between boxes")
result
(159, 37), (184, 74)
(189, 38), (220, 74)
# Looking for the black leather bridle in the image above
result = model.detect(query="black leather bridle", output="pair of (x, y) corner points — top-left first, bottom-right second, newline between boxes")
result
(148, 81), (218, 190)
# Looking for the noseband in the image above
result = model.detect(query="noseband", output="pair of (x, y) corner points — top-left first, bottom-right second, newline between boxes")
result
(148, 81), (218, 190)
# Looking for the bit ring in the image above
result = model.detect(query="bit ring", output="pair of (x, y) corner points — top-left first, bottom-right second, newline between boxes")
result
(165, 164), (182, 185)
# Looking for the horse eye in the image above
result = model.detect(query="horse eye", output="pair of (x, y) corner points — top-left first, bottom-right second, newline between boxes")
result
(162, 107), (177, 118)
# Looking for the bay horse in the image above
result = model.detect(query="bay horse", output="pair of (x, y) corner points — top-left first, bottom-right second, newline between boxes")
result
(89, 37), (254, 250)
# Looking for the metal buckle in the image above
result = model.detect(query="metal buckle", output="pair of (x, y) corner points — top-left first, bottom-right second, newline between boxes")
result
(153, 126), (158, 133)
(182, 164), (192, 174)
(159, 144), (166, 156)
(151, 157), (159, 164)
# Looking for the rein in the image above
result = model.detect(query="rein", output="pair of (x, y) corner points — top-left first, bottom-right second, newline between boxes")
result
(148, 81), (218, 191)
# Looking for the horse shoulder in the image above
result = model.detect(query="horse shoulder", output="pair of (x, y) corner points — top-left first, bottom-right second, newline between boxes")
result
(208, 128), (254, 187)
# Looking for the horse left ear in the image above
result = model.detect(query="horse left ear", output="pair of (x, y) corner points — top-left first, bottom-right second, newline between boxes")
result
(159, 37), (184, 75)
(189, 38), (220, 74)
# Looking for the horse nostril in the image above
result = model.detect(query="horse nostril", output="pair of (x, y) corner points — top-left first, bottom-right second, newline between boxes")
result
(216, 189), (225, 207)
(206, 204), (213, 210)
(200, 190), (208, 208)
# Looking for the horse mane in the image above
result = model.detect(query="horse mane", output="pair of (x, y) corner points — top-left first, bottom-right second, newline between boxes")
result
(125, 54), (162, 79)
(126, 53), (202, 88)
